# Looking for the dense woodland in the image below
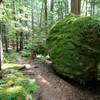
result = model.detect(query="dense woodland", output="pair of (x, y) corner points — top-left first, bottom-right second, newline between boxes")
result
(0, 0), (100, 53)
(0, 0), (100, 100)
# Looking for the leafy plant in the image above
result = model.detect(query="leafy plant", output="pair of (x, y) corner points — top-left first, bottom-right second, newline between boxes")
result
(31, 44), (47, 56)
(36, 54), (50, 62)
(20, 50), (31, 58)
(4, 52), (19, 63)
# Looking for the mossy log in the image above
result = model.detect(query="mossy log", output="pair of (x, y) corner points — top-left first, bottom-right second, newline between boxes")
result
(47, 14), (100, 84)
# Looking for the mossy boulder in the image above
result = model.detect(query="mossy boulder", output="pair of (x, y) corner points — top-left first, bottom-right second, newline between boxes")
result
(47, 14), (100, 84)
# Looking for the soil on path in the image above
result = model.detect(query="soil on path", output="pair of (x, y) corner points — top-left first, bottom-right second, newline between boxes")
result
(18, 59), (100, 100)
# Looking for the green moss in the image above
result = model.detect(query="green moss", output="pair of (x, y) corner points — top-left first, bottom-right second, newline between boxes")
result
(47, 14), (100, 84)
(0, 86), (26, 100)
(0, 73), (39, 100)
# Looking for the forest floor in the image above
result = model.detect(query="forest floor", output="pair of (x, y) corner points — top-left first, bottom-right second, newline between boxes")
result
(17, 58), (100, 100)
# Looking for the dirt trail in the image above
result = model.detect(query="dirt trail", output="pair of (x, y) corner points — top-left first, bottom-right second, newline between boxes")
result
(18, 59), (100, 100)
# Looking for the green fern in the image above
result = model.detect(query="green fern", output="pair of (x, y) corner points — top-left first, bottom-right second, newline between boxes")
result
(0, 73), (39, 100)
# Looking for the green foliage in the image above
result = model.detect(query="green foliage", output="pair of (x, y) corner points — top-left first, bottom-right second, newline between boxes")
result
(4, 52), (19, 63)
(47, 14), (100, 84)
(21, 42), (47, 59)
(0, 73), (39, 100)
(32, 44), (47, 56)
(20, 45), (47, 61)
(4, 51), (19, 63)
(3, 63), (22, 69)
(36, 54), (50, 62)
(21, 50), (31, 58)
(4, 66), (25, 72)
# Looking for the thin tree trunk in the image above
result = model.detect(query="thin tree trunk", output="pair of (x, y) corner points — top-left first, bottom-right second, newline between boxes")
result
(65, 0), (69, 15)
(50, 0), (54, 25)
(12, 40), (15, 50)
(44, 0), (48, 33)
(66, 0), (69, 14)
(4, 24), (8, 52)
(65, 0), (67, 15)
(85, 0), (88, 16)
(92, 0), (95, 16)
(0, 35), (3, 79)
(20, 32), (23, 51)
(50, 0), (54, 12)
(4, 35), (8, 52)
(16, 33), (19, 51)
(40, 1), (43, 27)
(4, 25), (8, 52)
(0, 0), (3, 79)
(57, 1), (60, 19)
(90, 0), (93, 16)
(61, 1), (63, 19)
(31, 0), (34, 34)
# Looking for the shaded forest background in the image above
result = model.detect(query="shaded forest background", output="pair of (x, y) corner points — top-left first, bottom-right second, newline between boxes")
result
(0, 0), (100, 52)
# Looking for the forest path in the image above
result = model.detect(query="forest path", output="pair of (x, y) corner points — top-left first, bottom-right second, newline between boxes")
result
(18, 59), (100, 100)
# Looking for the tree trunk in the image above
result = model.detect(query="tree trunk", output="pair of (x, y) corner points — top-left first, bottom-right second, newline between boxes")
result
(44, 0), (47, 33)
(31, 0), (34, 34)
(0, 35), (3, 79)
(92, 0), (95, 16)
(65, 0), (69, 15)
(85, 0), (88, 16)
(12, 40), (15, 50)
(4, 35), (8, 52)
(20, 32), (24, 51)
(40, 2), (44, 27)
(71, 0), (81, 14)
(90, 0), (95, 16)
(50, 0), (54, 12)
(50, 0), (54, 25)
(16, 33), (19, 51)
(61, 1), (63, 19)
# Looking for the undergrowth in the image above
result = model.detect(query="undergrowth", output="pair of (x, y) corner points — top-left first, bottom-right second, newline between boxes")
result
(0, 65), (39, 100)
(4, 52), (19, 63)
(36, 54), (50, 62)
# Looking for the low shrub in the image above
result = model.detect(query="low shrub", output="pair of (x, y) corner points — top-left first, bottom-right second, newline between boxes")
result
(31, 44), (47, 56)
(20, 50), (31, 58)
(4, 52), (19, 63)
(36, 54), (50, 62)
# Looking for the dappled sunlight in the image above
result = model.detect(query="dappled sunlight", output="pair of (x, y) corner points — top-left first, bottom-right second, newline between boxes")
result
(37, 75), (52, 87)
(2, 63), (22, 69)
(23, 64), (31, 69)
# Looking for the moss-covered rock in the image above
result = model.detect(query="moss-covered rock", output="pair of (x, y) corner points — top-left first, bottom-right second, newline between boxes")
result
(47, 14), (100, 84)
